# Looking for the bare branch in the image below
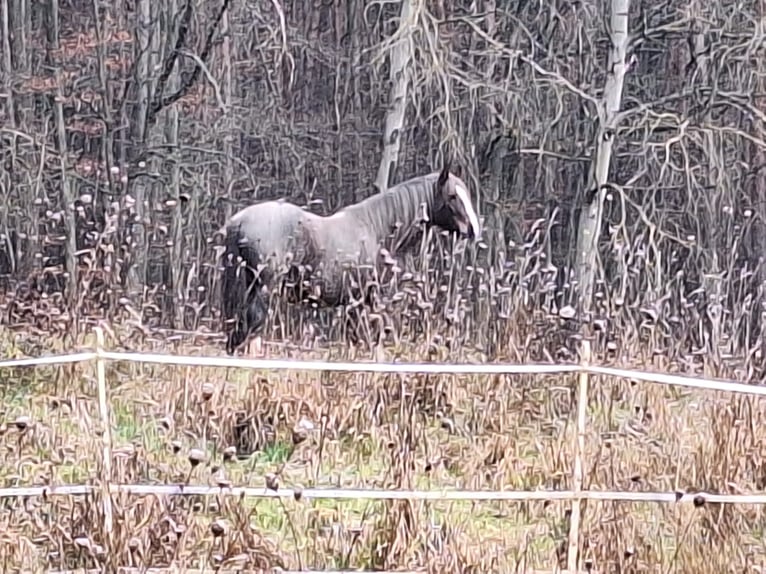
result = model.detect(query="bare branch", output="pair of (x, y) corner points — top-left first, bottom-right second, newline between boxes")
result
(178, 49), (227, 114)
(147, 0), (231, 127)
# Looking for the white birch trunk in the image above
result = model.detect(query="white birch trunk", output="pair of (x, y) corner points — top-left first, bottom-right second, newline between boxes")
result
(374, 0), (416, 193)
(574, 0), (631, 314)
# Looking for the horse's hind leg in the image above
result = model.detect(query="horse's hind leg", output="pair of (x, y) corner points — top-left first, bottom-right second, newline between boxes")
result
(226, 293), (268, 355)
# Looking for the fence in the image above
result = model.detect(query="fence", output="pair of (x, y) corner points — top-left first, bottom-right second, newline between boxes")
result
(2, 327), (766, 574)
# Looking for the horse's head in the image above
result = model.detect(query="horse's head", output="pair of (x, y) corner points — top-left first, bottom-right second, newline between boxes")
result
(430, 163), (481, 240)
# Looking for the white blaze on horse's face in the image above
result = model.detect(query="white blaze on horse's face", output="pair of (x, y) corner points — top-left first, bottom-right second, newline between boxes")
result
(455, 183), (481, 238)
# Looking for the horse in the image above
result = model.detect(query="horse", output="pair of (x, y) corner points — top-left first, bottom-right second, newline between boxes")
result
(219, 163), (481, 354)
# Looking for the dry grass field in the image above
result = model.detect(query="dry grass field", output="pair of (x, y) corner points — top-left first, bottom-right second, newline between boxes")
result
(1, 321), (765, 574)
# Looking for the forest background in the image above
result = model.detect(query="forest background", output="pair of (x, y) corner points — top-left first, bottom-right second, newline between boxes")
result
(1, 0), (766, 572)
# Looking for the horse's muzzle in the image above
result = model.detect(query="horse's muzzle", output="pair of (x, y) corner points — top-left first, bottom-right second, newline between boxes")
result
(459, 221), (475, 240)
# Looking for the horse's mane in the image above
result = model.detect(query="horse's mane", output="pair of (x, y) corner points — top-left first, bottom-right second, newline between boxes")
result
(338, 172), (438, 252)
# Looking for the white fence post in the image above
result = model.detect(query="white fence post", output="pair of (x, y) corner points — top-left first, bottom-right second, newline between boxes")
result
(567, 340), (591, 572)
(94, 326), (114, 550)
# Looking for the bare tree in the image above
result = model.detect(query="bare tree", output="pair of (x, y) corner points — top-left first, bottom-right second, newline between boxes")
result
(374, 0), (418, 193)
(0, 0), (17, 275)
(573, 0), (631, 317)
(123, 0), (156, 295)
(1, 0), (15, 132)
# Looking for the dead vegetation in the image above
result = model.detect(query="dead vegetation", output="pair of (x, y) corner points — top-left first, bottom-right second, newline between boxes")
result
(2, 220), (766, 574)
(1, 0), (765, 572)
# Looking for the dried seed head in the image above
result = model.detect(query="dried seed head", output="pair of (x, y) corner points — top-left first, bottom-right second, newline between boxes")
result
(170, 440), (182, 454)
(128, 538), (140, 552)
(73, 535), (91, 550)
(440, 417), (455, 434)
(210, 464), (221, 474)
(201, 383), (214, 402)
(216, 477), (232, 489)
(223, 446), (237, 462)
(693, 495), (706, 507)
(292, 426), (308, 445)
(188, 448), (206, 467)
(158, 416), (172, 431)
(210, 519), (228, 537)
(265, 472), (279, 491)
(293, 485), (303, 501)
(14, 415), (31, 431)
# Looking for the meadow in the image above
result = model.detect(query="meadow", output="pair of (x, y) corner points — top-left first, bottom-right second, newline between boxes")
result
(1, 315), (765, 574)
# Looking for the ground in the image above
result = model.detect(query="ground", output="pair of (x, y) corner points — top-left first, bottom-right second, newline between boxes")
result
(0, 327), (765, 573)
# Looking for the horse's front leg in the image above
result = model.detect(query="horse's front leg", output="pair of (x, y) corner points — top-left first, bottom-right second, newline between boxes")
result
(228, 288), (269, 355)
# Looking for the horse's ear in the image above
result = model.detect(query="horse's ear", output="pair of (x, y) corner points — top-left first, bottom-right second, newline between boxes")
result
(437, 162), (450, 188)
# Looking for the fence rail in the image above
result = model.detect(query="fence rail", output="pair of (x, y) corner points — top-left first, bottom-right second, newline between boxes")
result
(49, 572), (589, 574)
(2, 329), (766, 574)
(2, 348), (763, 396)
(2, 484), (763, 505)
(50, 569), (427, 574)
(49, 569), (583, 574)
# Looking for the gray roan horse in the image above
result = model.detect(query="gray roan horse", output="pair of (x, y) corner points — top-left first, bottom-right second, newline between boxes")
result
(219, 163), (481, 354)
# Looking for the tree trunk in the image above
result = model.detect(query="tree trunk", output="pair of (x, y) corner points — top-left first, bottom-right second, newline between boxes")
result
(748, 0), (766, 360)
(573, 0), (630, 317)
(125, 0), (154, 297)
(0, 0), (17, 275)
(1, 0), (16, 130)
(479, 129), (518, 262)
(221, 7), (234, 223)
(48, 0), (79, 331)
(690, 6), (725, 358)
(374, 0), (416, 193)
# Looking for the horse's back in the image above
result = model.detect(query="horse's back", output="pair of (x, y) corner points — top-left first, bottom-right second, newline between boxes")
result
(316, 212), (379, 266)
(229, 200), (305, 228)
(228, 200), (319, 264)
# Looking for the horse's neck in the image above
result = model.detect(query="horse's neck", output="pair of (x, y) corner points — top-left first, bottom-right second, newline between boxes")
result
(342, 179), (434, 251)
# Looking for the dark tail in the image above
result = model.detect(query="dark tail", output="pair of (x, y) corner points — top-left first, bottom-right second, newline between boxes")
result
(221, 223), (268, 354)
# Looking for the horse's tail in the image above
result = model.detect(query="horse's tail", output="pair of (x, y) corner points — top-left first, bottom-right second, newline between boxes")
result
(221, 222), (267, 354)
(221, 223), (244, 327)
